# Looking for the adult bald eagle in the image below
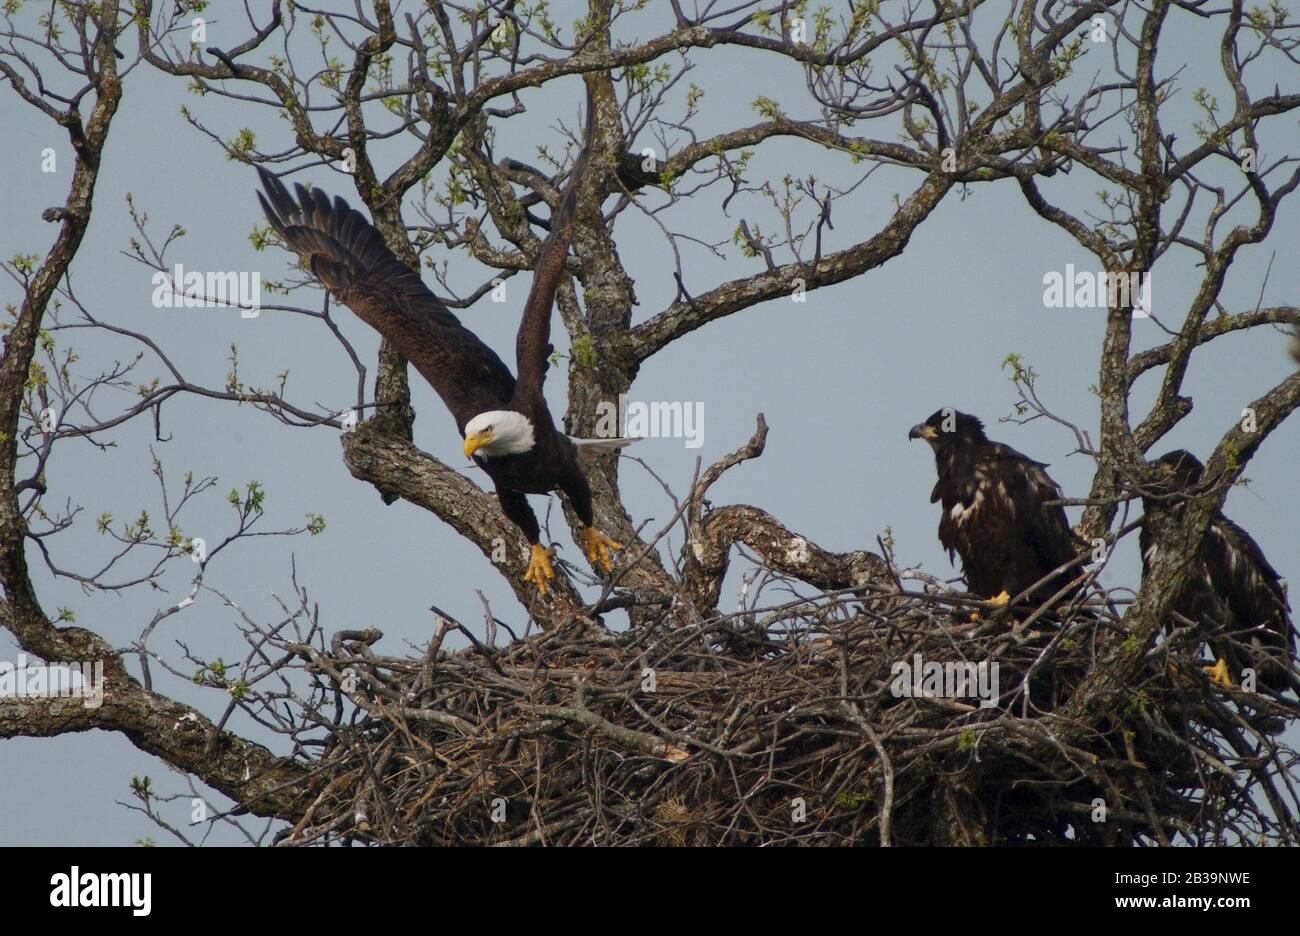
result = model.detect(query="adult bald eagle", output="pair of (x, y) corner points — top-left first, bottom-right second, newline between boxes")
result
(1139, 450), (1296, 693)
(909, 409), (1083, 609)
(256, 92), (628, 595)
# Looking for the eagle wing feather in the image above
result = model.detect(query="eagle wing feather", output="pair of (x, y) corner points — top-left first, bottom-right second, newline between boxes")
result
(257, 168), (516, 435)
(1205, 517), (1296, 681)
(994, 446), (1082, 580)
(511, 85), (596, 413)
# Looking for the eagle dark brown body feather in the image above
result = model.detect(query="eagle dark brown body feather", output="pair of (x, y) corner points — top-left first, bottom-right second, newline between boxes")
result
(910, 410), (1082, 603)
(1140, 451), (1296, 694)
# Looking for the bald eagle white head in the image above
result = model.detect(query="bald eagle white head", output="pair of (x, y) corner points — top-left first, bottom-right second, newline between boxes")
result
(463, 410), (536, 459)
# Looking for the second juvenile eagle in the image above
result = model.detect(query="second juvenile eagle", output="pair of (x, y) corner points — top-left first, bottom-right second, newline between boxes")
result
(1139, 450), (1296, 693)
(256, 91), (626, 595)
(909, 409), (1082, 609)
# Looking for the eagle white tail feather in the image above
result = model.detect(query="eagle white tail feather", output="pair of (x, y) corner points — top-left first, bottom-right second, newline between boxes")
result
(572, 436), (641, 454)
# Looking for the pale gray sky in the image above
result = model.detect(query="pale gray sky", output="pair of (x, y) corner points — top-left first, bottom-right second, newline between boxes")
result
(2, 4), (1296, 845)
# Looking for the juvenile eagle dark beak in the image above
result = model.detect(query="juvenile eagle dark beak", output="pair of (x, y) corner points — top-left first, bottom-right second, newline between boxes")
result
(908, 423), (935, 441)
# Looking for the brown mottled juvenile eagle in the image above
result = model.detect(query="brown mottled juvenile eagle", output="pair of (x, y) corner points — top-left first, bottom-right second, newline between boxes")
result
(909, 409), (1083, 609)
(1140, 450), (1296, 693)
(256, 89), (630, 595)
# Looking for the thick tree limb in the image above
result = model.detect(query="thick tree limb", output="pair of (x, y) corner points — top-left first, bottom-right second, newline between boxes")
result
(680, 416), (888, 612)
(623, 174), (954, 361)
(340, 421), (592, 629)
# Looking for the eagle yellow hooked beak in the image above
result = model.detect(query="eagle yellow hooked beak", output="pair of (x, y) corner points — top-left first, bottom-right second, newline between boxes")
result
(908, 423), (938, 441)
(464, 430), (492, 459)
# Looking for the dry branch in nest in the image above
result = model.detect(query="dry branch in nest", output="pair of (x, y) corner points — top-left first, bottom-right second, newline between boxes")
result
(259, 576), (1298, 846)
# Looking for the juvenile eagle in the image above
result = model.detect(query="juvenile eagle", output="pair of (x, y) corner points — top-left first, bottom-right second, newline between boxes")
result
(909, 409), (1082, 609)
(256, 92), (627, 595)
(1139, 450), (1296, 693)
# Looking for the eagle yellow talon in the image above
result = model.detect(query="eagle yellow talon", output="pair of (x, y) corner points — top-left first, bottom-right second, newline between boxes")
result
(1203, 657), (1233, 688)
(524, 544), (555, 595)
(970, 590), (1011, 621)
(582, 526), (621, 573)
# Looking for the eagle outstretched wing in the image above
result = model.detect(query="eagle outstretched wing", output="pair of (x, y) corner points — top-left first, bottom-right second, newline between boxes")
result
(510, 85), (596, 413)
(256, 168), (516, 434)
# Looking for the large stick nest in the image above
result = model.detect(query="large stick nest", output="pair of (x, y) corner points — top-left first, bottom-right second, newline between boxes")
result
(262, 579), (1299, 846)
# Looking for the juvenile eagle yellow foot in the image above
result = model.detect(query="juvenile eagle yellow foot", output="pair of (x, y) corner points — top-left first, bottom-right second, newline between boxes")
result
(524, 544), (556, 595)
(970, 590), (1011, 621)
(582, 526), (621, 572)
(1203, 657), (1233, 688)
